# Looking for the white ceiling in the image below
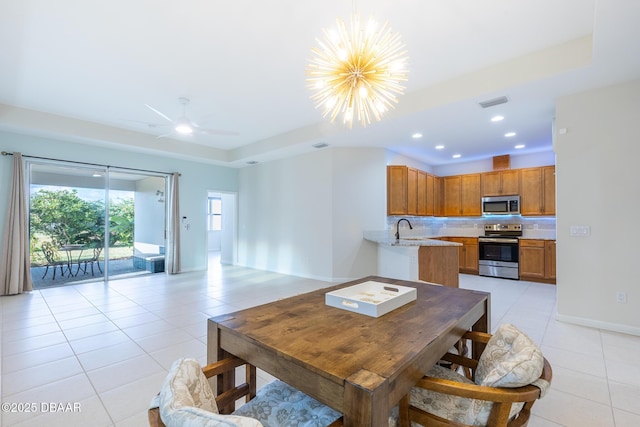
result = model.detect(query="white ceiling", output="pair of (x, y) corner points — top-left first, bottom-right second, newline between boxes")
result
(1, 0), (639, 168)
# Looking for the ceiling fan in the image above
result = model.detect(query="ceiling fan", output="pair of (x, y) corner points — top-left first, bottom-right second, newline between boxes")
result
(143, 97), (238, 138)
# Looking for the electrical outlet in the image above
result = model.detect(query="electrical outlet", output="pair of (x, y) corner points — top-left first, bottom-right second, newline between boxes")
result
(616, 291), (627, 304)
(570, 225), (591, 237)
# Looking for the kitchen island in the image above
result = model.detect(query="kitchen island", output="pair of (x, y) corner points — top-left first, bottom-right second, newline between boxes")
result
(364, 233), (461, 287)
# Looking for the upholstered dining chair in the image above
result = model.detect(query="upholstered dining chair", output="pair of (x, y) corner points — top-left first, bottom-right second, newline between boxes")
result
(149, 356), (343, 427)
(398, 324), (552, 427)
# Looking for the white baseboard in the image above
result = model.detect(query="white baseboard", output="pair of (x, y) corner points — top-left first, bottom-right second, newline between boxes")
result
(556, 313), (640, 337)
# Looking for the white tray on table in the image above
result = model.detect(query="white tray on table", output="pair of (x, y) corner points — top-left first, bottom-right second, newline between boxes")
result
(325, 281), (417, 317)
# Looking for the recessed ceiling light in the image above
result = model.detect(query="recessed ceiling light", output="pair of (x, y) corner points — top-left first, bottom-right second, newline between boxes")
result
(504, 132), (516, 137)
(411, 133), (423, 139)
(491, 115), (504, 122)
(452, 154), (461, 159)
(515, 144), (525, 149)
(435, 145), (445, 150)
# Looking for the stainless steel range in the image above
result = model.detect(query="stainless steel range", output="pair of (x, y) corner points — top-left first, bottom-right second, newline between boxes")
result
(478, 224), (522, 280)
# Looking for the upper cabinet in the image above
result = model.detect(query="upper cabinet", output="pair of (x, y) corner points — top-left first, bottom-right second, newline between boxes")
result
(481, 170), (520, 197)
(387, 165), (424, 216)
(388, 164), (555, 218)
(520, 166), (556, 216)
(443, 174), (481, 216)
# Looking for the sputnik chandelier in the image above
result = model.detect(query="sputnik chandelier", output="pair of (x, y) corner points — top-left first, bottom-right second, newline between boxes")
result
(306, 5), (409, 128)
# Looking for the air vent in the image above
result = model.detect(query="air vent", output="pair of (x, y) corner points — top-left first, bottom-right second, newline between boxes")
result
(479, 96), (508, 109)
(312, 142), (329, 149)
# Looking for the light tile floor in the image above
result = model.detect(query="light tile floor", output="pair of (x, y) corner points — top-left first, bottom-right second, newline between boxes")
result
(1, 257), (639, 426)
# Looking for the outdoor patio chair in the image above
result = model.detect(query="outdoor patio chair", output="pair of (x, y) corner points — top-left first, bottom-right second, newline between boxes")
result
(79, 246), (103, 276)
(41, 242), (69, 279)
(398, 324), (552, 427)
(149, 356), (343, 427)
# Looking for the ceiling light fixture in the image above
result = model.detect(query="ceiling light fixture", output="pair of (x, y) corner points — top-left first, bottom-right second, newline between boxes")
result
(515, 144), (525, 149)
(452, 154), (461, 159)
(435, 145), (445, 150)
(175, 121), (193, 135)
(306, 4), (409, 128)
(412, 133), (423, 139)
(504, 132), (516, 137)
(491, 115), (504, 122)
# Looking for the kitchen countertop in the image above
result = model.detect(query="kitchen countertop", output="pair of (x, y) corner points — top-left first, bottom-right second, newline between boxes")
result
(364, 230), (556, 244)
(364, 235), (462, 247)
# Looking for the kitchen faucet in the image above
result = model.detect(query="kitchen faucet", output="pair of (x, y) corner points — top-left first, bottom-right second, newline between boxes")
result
(395, 218), (413, 240)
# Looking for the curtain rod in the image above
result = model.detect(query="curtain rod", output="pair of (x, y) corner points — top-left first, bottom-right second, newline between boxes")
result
(1, 151), (180, 176)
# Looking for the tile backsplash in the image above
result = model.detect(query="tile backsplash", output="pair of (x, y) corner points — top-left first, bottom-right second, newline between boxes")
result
(386, 216), (556, 239)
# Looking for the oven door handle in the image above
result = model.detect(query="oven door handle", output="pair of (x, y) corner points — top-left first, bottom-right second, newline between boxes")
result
(479, 238), (519, 244)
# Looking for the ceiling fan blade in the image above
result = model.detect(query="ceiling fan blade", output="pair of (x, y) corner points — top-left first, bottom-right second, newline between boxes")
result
(145, 104), (175, 124)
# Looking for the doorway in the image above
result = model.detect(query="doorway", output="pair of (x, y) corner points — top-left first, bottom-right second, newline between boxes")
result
(28, 161), (168, 288)
(207, 191), (237, 270)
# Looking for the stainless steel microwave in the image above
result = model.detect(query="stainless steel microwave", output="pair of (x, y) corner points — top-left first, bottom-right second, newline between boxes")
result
(482, 195), (520, 215)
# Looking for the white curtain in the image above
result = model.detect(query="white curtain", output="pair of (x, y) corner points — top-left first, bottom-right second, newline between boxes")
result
(166, 172), (181, 274)
(1, 153), (33, 295)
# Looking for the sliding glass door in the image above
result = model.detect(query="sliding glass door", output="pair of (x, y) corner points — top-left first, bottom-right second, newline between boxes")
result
(28, 161), (167, 288)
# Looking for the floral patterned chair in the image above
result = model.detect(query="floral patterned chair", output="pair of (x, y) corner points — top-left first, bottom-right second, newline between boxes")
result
(398, 324), (552, 427)
(149, 356), (343, 427)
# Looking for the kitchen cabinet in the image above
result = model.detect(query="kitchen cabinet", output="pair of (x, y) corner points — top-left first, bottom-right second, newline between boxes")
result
(417, 170), (434, 216)
(443, 237), (479, 274)
(481, 170), (520, 196)
(443, 176), (461, 216)
(443, 174), (481, 216)
(434, 176), (443, 217)
(520, 166), (555, 216)
(388, 166), (436, 216)
(544, 240), (556, 281)
(426, 173), (435, 216)
(387, 166), (419, 215)
(407, 167), (418, 215)
(519, 239), (556, 284)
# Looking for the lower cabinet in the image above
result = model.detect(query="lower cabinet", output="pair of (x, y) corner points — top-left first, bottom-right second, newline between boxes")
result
(519, 239), (556, 284)
(444, 237), (479, 275)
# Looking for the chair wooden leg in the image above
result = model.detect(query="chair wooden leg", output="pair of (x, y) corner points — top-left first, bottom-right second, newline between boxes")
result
(398, 394), (411, 427)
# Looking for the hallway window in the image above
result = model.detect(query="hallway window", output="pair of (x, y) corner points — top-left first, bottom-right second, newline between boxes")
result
(208, 197), (222, 231)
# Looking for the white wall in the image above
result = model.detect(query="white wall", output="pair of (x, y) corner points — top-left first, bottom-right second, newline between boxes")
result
(238, 149), (334, 280)
(135, 176), (166, 249)
(433, 151), (556, 177)
(555, 79), (640, 335)
(238, 147), (385, 282)
(331, 148), (387, 280)
(220, 192), (236, 265)
(0, 131), (238, 273)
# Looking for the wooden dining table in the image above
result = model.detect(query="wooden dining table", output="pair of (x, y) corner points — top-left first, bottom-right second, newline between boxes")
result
(207, 275), (490, 426)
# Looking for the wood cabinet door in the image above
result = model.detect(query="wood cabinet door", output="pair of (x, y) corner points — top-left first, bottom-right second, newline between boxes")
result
(443, 176), (461, 216)
(501, 170), (520, 195)
(387, 166), (407, 215)
(407, 167), (418, 215)
(520, 168), (543, 215)
(460, 174), (481, 216)
(519, 242), (545, 279)
(417, 170), (428, 216)
(434, 176), (443, 216)
(426, 173), (435, 216)
(481, 172), (502, 196)
(464, 242), (479, 273)
(545, 240), (556, 280)
(543, 166), (556, 215)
